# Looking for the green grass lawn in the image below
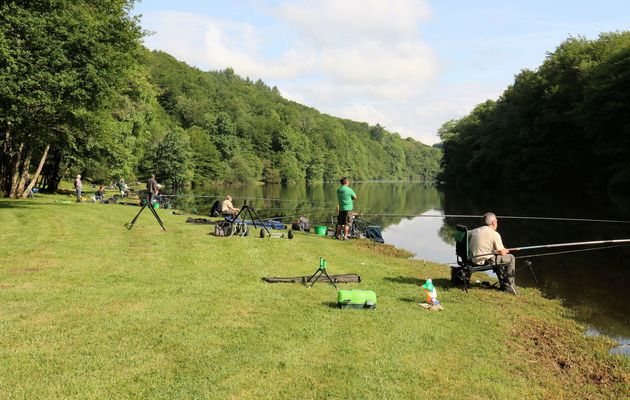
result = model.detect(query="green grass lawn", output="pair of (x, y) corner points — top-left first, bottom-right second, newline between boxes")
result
(1, 195), (628, 399)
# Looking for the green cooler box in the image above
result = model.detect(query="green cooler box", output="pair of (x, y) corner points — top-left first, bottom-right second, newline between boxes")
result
(337, 290), (377, 309)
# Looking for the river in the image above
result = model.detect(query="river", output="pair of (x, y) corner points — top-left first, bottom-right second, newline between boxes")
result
(169, 182), (630, 354)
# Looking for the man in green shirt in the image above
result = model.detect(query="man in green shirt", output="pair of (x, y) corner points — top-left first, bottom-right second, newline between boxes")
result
(335, 177), (357, 240)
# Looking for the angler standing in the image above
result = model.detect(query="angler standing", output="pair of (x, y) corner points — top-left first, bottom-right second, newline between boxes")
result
(74, 174), (83, 203)
(147, 174), (159, 203)
(469, 212), (516, 294)
(335, 177), (357, 240)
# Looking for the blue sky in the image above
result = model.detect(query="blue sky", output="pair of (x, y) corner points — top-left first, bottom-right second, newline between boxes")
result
(132, 0), (630, 145)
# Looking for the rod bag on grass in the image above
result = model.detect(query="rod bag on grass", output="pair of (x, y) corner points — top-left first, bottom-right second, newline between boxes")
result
(262, 274), (361, 283)
(225, 216), (286, 230)
(337, 290), (377, 309)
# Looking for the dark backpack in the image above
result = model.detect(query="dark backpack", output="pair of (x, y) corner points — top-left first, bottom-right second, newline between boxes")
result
(209, 200), (221, 217)
(291, 216), (311, 232)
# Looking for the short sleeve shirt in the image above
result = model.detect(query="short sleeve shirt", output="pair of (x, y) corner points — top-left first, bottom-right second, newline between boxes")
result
(468, 225), (505, 264)
(337, 185), (356, 212)
(221, 200), (234, 213)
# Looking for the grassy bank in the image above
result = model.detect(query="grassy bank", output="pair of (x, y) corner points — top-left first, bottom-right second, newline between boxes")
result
(1, 195), (628, 399)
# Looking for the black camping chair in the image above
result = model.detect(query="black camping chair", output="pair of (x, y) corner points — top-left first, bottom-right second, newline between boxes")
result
(450, 225), (511, 292)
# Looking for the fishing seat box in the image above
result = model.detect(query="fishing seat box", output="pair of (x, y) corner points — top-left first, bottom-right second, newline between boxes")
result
(337, 290), (377, 309)
(214, 221), (233, 236)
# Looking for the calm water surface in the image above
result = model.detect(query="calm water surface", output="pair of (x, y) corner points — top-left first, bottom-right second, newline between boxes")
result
(172, 183), (630, 351)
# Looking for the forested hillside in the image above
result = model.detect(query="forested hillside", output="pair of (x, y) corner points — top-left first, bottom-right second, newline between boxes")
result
(0, 1), (440, 198)
(439, 32), (630, 192)
(140, 51), (441, 186)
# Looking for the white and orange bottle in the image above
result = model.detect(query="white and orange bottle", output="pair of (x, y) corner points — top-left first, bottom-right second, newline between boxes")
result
(422, 279), (439, 305)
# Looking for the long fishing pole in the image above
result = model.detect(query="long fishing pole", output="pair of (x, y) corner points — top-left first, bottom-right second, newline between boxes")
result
(514, 243), (630, 259)
(361, 213), (630, 224)
(507, 238), (630, 252)
(157, 193), (630, 224)
(475, 238), (630, 259)
(160, 193), (337, 205)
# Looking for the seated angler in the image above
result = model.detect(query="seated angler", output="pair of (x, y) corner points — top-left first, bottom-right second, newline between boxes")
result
(221, 195), (240, 217)
(95, 185), (105, 202)
(468, 212), (517, 294)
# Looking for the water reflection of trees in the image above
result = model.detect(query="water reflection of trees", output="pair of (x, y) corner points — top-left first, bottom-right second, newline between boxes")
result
(170, 182), (442, 228)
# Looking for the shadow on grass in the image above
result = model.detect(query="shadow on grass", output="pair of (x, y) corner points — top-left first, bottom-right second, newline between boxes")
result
(0, 199), (51, 209)
(322, 301), (340, 309)
(383, 276), (452, 289)
(383, 275), (422, 285)
(399, 297), (418, 303)
(428, 278), (452, 288)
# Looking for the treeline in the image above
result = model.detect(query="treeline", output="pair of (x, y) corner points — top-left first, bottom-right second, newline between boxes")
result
(0, 0), (146, 198)
(439, 32), (630, 193)
(139, 51), (441, 186)
(0, 1), (441, 198)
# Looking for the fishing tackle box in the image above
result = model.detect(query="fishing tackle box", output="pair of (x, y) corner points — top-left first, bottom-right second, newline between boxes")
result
(337, 290), (377, 309)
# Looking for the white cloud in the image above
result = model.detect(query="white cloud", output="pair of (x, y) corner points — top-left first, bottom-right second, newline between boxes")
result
(337, 104), (387, 127)
(139, 1), (464, 145)
(278, 0), (431, 45)
(141, 11), (312, 79)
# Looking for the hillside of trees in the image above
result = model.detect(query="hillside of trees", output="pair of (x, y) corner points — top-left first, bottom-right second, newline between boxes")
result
(0, 1), (441, 198)
(141, 51), (441, 187)
(439, 31), (630, 193)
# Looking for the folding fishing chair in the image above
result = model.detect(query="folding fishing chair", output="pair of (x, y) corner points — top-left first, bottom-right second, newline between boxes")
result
(450, 225), (512, 293)
(348, 216), (385, 243)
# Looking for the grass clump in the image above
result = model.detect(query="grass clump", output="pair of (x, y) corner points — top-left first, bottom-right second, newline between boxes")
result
(0, 196), (628, 399)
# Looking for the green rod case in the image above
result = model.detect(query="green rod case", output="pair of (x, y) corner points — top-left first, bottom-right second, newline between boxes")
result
(337, 290), (377, 309)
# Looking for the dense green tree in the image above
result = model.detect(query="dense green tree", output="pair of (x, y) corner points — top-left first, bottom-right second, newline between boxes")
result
(0, 0), (144, 197)
(141, 51), (442, 186)
(278, 153), (305, 185)
(1, 4), (441, 194)
(262, 162), (281, 184)
(188, 126), (224, 185)
(306, 152), (326, 183)
(145, 128), (192, 188)
(439, 31), (630, 193)
(226, 155), (254, 184)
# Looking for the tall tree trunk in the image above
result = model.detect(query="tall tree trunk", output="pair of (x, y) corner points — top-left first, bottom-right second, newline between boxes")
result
(45, 150), (63, 193)
(9, 142), (24, 198)
(16, 148), (32, 198)
(1, 123), (12, 195)
(22, 144), (50, 198)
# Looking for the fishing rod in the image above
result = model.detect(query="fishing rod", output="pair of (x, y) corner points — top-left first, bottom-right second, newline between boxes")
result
(475, 238), (630, 259)
(514, 243), (630, 259)
(508, 238), (630, 252)
(361, 213), (630, 224)
(159, 193), (630, 224)
(252, 207), (332, 212)
(161, 193), (337, 205)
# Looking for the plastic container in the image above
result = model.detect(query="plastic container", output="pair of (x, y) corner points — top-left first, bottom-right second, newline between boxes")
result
(152, 202), (160, 209)
(422, 279), (439, 305)
(314, 225), (327, 236)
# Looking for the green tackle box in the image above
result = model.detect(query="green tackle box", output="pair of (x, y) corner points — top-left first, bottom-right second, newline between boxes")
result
(337, 290), (377, 309)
